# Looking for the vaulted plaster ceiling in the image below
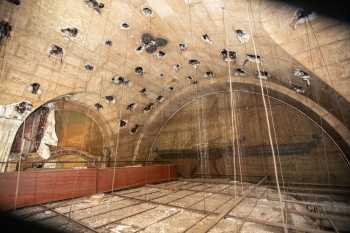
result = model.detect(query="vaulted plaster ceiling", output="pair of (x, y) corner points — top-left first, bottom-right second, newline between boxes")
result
(0, 0), (349, 159)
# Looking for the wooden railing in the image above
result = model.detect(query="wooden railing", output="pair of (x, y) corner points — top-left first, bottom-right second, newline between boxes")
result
(0, 164), (176, 211)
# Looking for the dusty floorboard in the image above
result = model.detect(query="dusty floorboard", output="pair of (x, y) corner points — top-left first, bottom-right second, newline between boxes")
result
(7, 179), (350, 233)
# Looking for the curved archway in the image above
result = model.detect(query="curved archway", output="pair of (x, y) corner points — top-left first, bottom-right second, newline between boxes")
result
(150, 91), (350, 185)
(3, 97), (114, 172)
(54, 100), (114, 151)
(133, 78), (350, 162)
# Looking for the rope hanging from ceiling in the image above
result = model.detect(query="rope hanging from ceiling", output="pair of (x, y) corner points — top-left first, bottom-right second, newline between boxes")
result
(304, 17), (331, 185)
(111, 28), (129, 195)
(222, 5), (240, 198)
(244, 1), (286, 193)
(247, 0), (288, 232)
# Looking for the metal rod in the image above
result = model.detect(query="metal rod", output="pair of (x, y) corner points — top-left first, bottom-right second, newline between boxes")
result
(228, 214), (334, 233)
(41, 205), (99, 233)
(185, 176), (268, 233)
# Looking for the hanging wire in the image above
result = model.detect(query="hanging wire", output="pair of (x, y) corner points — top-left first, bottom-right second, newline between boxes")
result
(304, 19), (330, 184)
(247, 0), (288, 232)
(13, 114), (26, 210)
(246, 2), (287, 200)
(186, 1), (208, 212)
(232, 91), (244, 193)
(145, 13), (153, 201)
(111, 27), (129, 195)
(222, 5), (238, 199)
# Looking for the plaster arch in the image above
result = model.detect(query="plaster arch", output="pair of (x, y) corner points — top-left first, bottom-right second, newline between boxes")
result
(133, 77), (350, 162)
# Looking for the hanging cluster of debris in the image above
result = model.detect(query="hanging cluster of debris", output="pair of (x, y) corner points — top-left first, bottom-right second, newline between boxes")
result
(120, 22), (130, 30)
(126, 103), (136, 112)
(137, 33), (168, 54)
(28, 83), (41, 95)
(112, 76), (131, 86)
(0, 2), (320, 141)
(84, 0), (104, 14)
(105, 95), (115, 104)
(291, 68), (312, 94)
(48, 45), (64, 63)
(119, 119), (127, 128)
(142, 7), (153, 17)
(188, 59), (200, 69)
(94, 103), (103, 111)
(221, 49), (237, 62)
(61, 27), (78, 38)
(235, 29), (249, 44)
(290, 8), (316, 29)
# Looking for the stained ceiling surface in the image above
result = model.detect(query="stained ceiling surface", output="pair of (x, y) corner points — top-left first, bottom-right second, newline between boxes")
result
(0, 0), (349, 148)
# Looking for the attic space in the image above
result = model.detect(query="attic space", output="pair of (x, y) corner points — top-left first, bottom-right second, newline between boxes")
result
(0, 0), (350, 233)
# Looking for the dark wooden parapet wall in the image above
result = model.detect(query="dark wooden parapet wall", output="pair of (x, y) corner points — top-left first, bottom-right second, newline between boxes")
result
(0, 164), (176, 211)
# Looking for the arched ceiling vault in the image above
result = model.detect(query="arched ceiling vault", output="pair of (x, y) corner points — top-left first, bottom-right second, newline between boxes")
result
(0, 0), (349, 160)
(133, 77), (350, 162)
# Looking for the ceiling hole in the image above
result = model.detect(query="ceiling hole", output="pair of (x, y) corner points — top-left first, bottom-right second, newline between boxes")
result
(85, 0), (104, 14)
(105, 95), (115, 104)
(120, 21), (130, 30)
(135, 45), (144, 54)
(234, 68), (246, 76)
(291, 9), (316, 29)
(156, 95), (165, 102)
(142, 7), (153, 16)
(112, 76), (131, 86)
(204, 71), (214, 80)
(173, 64), (180, 72)
(28, 83), (41, 95)
(201, 33), (212, 44)
(120, 119), (128, 128)
(256, 70), (270, 80)
(188, 59), (200, 69)
(85, 64), (94, 71)
(235, 29), (249, 44)
(135, 66), (144, 76)
(94, 103), (103, 111)
(243, 54), (261, 66)
(48, 45), (64, 62)
(61, 27), (78, 37)
(130, 124), (139, 135)
(143, 103), (154, 112)
(139, 88), (147, 95)
(156, 50), (166, 59)
(105, 40), (112, 46)
(221, 49), (237, 62)
(126, 103), (137, 111)
(178, 43), (187, 52)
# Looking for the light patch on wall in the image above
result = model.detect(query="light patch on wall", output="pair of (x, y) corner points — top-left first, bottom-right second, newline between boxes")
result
(147, 0), (174, 18)
(202, 0), (224, 12)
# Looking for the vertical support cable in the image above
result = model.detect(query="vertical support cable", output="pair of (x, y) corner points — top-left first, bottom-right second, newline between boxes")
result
(247, 0), (287, 231)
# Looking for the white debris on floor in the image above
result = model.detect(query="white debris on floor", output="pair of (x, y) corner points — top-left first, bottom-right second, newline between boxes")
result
(109, 224), (138, 233)
(11, 179), (350, 233)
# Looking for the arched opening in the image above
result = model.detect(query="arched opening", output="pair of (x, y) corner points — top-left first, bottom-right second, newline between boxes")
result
(134, 79), (350, 164)
(151, 91), (350, 185)
(4, 100), (109, 171)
